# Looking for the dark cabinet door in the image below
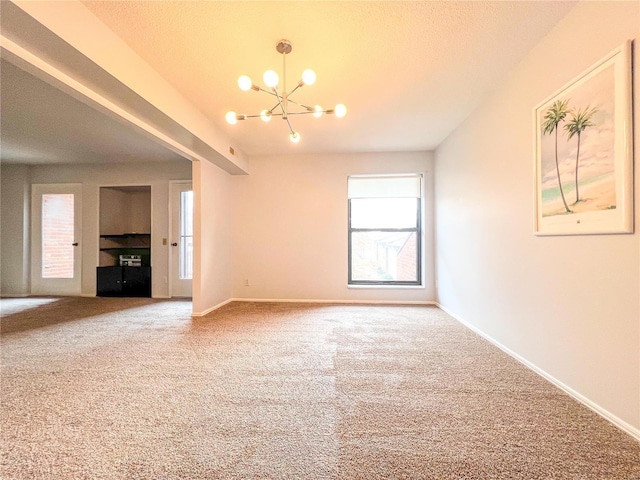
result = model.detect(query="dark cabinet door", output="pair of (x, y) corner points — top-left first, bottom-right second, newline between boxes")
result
(97, 266), (151, 297)
(97, 266), (124, 296)
(122, 266), (151, 297)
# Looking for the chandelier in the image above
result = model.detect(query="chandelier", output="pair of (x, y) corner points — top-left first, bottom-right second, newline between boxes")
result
(225, 39), (347, 143)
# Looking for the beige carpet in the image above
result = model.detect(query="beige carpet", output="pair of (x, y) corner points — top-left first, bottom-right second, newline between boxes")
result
(1, 297), (638, 479)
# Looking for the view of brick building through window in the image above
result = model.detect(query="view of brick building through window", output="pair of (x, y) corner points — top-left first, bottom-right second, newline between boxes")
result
(396, 232), (417, 280)
(42, 194), (74, 278)
(351, 231), (417, 282)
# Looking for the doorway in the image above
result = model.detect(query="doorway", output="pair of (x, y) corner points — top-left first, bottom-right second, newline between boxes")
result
(30, 184), (82, 296)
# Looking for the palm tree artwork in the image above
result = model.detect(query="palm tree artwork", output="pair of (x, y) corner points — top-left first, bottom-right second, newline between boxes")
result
(564, 106), (597, 204)
(542, 99), (572, 213)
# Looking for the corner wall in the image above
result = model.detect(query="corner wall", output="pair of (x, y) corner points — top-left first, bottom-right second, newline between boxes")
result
(435, 1), (639, 434)
(231, 151), (434, 303)
(192, 159), (234, 315)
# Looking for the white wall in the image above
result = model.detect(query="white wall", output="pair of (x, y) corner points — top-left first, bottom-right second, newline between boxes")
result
(232, 151), (434, 303)
(2, 160), (192, 298)
(0, 164), (31, 296)
(192, 159), (234, 314)
(435, 1), (639, 434)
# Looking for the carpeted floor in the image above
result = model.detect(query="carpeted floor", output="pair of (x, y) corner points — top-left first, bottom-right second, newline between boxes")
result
(1, 297), (638, 479)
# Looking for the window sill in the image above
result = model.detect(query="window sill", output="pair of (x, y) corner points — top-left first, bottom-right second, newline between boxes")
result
(348, 284), (425, 289)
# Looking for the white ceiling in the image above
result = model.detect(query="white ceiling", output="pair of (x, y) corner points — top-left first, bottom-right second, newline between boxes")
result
(2, 1), (577, 164)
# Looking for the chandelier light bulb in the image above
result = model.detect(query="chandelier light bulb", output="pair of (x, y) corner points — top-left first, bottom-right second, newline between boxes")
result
(237, 75), (252, 91)
(334, 103), (347, 118)
(289, 131), (301, 143)
(225, 111), (238, 125)
(301, 69), (316, 86)
(263, 70), (279, 88)
(313, 105), (323, 118)
(260, 110), (272, 122)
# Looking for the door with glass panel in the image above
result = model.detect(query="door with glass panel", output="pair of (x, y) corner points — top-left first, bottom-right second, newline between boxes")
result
(31, 184), (82, 295)
(170, 182), (193, 297)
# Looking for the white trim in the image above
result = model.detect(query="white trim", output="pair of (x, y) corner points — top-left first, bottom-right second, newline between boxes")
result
(0, 293), (30, 298)
(30, 184), (83, 296)
(347, 285), (426, 290)
(231, 298), (436, 305)
(437, 303), (640, 442)
(191, 298), (436, 317)
(191, 298), (234, 317)
(168, 181), (193, 298)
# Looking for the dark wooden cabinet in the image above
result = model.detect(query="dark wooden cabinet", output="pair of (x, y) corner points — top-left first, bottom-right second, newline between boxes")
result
(97, 266), (151, 297)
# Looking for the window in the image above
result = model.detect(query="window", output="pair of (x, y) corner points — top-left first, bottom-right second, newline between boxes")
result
(179, 190), (194, 279)
(41, 193), (75, 278)
(348, 174), (422, 285)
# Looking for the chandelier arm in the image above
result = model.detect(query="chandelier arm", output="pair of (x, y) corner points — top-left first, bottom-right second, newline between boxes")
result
(285, 97), (314, 111)
(272, 86), (288, 119)
(255, 86), (279, 97)
(282, 50), (287, 118)
(241, 113), (285, 119)
(287, 83), (303, 98)
(240, 109), (333, 118)
(273, 85), (295, 133)
(283, 110), (328, 116)
(268, 102), (280, 114)
(284, 116), (295, 135)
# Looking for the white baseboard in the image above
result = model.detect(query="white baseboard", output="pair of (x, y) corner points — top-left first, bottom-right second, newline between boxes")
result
(232, 298), (437, 305)
(191, 297), (436, 317)
(191, 298), (234, 317)
(437, 303), (640, 442)
(0, 293), (29, 298)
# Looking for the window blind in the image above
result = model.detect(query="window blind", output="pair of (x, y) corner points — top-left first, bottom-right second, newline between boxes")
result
(347, 174), (422, 199)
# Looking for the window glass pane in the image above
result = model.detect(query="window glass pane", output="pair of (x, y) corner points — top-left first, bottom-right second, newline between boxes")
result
(351, 231), (418, 282)
(351, 198), (417, 229)
(179, 191), (194, 279)
(42, 194), (74, 278)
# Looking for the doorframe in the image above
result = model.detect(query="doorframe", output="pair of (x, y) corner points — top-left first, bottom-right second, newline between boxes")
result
(169, 180), (193, 298)
(30, 183), (83, 296)
(97, 183), (154, 296)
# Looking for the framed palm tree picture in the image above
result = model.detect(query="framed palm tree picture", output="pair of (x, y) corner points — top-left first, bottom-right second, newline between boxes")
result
(534, 41), (633, 235)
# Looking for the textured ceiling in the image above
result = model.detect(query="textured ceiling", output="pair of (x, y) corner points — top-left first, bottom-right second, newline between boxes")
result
(2, 1), (576, 164)
(80, 1), (576, 157)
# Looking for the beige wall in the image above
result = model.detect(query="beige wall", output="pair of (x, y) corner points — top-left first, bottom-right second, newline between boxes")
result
(231, 151), (434, 303)
(435, 1), (639, 434)
(99, 188), (152, 235)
